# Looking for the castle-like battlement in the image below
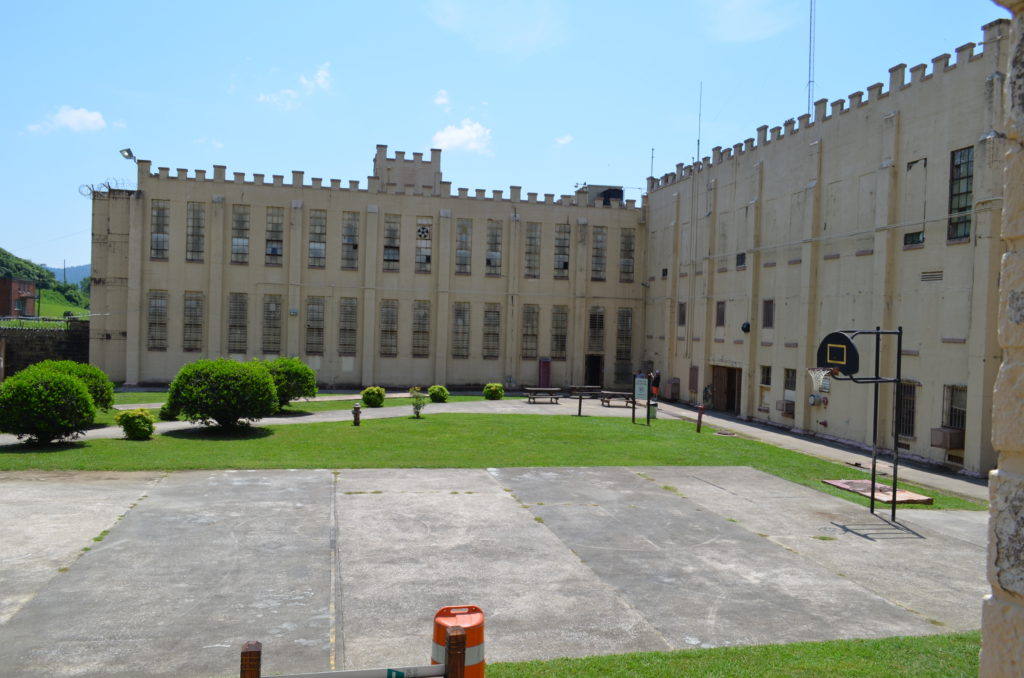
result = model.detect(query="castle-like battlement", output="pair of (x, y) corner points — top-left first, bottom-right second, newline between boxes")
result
(648, 19), (1008, 193)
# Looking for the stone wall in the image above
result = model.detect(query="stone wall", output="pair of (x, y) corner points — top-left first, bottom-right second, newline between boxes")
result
(0, 321), (90, 380)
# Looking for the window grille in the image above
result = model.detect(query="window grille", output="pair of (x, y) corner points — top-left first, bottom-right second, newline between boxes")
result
(183, 292), (204, 352)
(483, 303), (501, 359)
(762, 299), (775, 329)
(147, 290), (168, 351)
(231, 205), (250, 264)
(455, 219), (472, 274)
(736, 252), (746, 268)
(904, 231), (925, 247)
(305, 296), (325, 355)
(521, 304), (539, 359)
(227, 292), (247, 353)
(896, 381), (917, 437)
(415, 217), (432, 274)
(452, 302), (470, 359)
(383, 215), (401, 272)
(619, 228), (635, 282)
(948, 146), (974, 241)
(588, 306), (605, 353)
(262, 294), (282, 354)
(379, 299), (398, 357)
(716, 301), (726, 327)
(150, 199), (169, 260)
(551, 305), (568, 360)
(784, 368), (797, 391)
(760, 365), (772, 386)
(341, 212), (360, 270)
(524, 223), (540, 278)
(412, 300), (430, 357)
(943, 384), (967, 430)
(337, 297), (358, 356)
(591, 226), (607, 281)
(486, 220), (502, 276)
(308, 210), (326, 268)
(186, 202), (205, 262)
(554, 223), (570, 278)
(615, 308), (632, 361)
(265, 207), (284, 266)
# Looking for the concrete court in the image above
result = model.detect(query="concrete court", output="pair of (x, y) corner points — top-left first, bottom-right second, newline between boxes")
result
(0, 464), (988, 678)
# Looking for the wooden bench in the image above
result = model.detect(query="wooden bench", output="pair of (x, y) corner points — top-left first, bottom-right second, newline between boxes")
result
(566, 385), (602, 399)
(599, 391), (636, 407)
(524, 387), (562, 404)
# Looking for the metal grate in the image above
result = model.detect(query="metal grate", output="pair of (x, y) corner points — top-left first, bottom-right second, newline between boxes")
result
(551, 305), (568, 360)
(183, 292), (204, 352)
(341, 212), (360, 270)
(186, 202), (205, 262)
(262, 295), (282, 354)
(451, 302), (470, 359)
(337, 297), (357, 356)
(305, 296), (324, 355)
(412, 300), (430, 357)
(227, 293), (247, 353)
(379, 300), (398, 357)
(147, 291), (168, 351)
(521, 304), (539, 359)
(483, 302), (501, 359)
(265, 207), (284, 266)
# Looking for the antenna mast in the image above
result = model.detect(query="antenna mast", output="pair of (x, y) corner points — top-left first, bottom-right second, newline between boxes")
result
(807, 0), (816, 115)
(696, 81), (703, 164)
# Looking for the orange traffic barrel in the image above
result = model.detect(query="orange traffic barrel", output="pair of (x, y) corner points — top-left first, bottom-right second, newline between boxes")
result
(432, 605), (484, 677)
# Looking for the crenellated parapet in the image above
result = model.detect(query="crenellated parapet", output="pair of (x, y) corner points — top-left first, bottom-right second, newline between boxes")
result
(648, 19), (1009, 193)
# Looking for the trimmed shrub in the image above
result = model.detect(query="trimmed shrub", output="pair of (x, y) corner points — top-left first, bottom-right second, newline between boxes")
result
(167, 358), (278, 428)
(361, 386), (386, 408)
(264, 357), (318, 408)
(483, 382), (504, 400)
(427, 384), (450, 403)
(33, 360), (114, 410)
(0, 364), (97, 443)
(114, 408), (156, 440)
(158, 402), (180, 421)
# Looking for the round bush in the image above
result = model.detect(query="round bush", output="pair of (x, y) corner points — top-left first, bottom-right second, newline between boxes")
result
(483, 383), (504, 400)
(0, 364), (97, 443)
(167, 358), (278, 428)
(264, 357), (318, 408)
(114, 408), (156, 440)
(33, 360), (114, 410)
(361, 386), (386, 408)
(427, 384), (450, 403)
(158, 402), (180, 421)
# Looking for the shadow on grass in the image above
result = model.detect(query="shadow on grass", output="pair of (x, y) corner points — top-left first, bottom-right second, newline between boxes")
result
(272, 409), (317, 418)
(162, 426), (274, 441)
(0, 439), (88, 454)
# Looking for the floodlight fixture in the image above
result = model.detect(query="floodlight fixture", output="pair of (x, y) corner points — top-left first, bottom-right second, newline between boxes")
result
(119, 148), (135, 161)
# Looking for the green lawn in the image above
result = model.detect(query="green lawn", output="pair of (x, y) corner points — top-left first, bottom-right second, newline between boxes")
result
(489, 631), (980, 678)
(0, 413), (984, 510)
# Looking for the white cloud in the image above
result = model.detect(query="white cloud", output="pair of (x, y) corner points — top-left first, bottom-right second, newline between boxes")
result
(699, 0), (799, 43)
(300, 62), (331, 94)
(555, 134), (573, 145)
(434, 89), (451, 111)
(28, 106), (107, 133)
(432, 119), (492, 153)
(258, 88), (300, 110)
(259, 62), (330, 110)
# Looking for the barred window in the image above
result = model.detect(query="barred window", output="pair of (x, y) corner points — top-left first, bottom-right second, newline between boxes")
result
(716, 301), (726, 327)
(231, 205), (250, 264)
(380, 299), (398, 357)
(452, 302), (470, 359)
(412, 300), (431, 357)
(383, 214), (401, 272)
(337, 297), (358, 356)
(483, 302), (501, 359)
(521, 304), (539, 359)
(588, 307), (605, 353)
(551, 305), (568, 360)
(150, 199), (169, 260)
(619, 228), (635, 283)
(227, 292), (247, 353)
(762, 299), (775, 329)
(147, 290), (168, 351)
(948, 146), (974, 241)
(415, 217), (432, 274)
(262, 294), (282, 354)
(455, 219), (472, 274)
(186, 202), (205, 262)
(308, 210), (326, 268)
(677, 302), (686, 326)
(554, 223), (570, 278)
(486, 220), (502, 276)
(524, 223), (541, 278)
(342, 212), (360, 270)
(615, 308), (632, 361)
(305, 296), (325, 355)
(943, 384), (967, 430)
(896, 381), (917, 437)
(591, 226), (607, 281)
(265, 207), (284, 266)
(183, 292), (204, 352)
(760, 365), (772, 386)
(784, 368), (797, 391)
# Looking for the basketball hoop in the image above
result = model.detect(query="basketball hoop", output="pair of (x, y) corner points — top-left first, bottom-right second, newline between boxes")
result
(807, 366), (837, 393)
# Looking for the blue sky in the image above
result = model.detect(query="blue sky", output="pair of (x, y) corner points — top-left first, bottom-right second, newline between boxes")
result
(1, 0), (1009, 269)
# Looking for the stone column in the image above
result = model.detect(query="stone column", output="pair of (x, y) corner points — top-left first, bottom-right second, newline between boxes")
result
(982, 3), (1024, 676)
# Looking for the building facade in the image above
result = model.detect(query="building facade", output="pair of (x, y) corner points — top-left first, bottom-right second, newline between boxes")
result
(0, 277), (37, 317)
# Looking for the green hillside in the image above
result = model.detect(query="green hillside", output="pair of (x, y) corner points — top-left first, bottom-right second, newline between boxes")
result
(0, 247), (89, 312)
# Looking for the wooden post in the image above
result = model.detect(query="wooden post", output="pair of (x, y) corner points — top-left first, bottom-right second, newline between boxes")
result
(240, 641), (262, 678)
(444, 626), (466, 678)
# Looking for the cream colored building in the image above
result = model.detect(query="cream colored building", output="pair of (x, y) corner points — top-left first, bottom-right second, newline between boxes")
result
(91, 20), (1010, 475)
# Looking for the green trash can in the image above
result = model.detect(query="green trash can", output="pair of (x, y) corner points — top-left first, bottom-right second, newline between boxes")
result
(648, 403), (658, 419)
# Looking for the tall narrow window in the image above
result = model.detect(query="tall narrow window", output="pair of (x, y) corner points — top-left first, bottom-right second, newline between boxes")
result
(262, 294), (282, 354)
(416, 217), (432, 274)
(227, 292), (247, 353)
(383, 214), (401, 271)
(554, 223), (570, 278)
(521, 304), (539, 359)
(619, 228), (635, 283)
(760, 365), (772, 386)
(615, 308), (632, 383)
(308, 209), (327, 268)
(591, 226), (607, 281)
(588, 307), (605, 353)
(147, 290), (168, 351)
(455, 219), (472, 274)
(380, 299), (398, 357)
(677, 302), (687, 326)
(305, 296), (325, 355)
(551, 305), (568, 360)
(412, 300), (431, 357)
(716, 301), (726, 327)
(452, 302), (470, 359)
(524, 223), (541, 278)
(762, 299), (775, 329)
(338, 297), (358, 356)
(183, 292), (204, 352)
(186, 202), (205, 262)
(948, 146), (974, 241)
(341, 212), (360, 270)
(486, 220), (502, 276)
(896, 382), (917, 437)
(943, 384), (967, 430)
(483, 303), (501, 359)
(231, 205), (250, 264)
(784, 368), (797, 391)
(265, 207), (284, 266)
(150, 199), (169, 260)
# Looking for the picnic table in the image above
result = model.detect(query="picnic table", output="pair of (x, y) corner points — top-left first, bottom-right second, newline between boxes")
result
(524, 387), (562, 404)
(566, 385), (602, 398)
(599, 390), (636, 407)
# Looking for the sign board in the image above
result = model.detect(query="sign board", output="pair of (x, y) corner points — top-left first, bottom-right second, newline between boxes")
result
(815, 331), (860, 376)
(634, 377), (649, 401)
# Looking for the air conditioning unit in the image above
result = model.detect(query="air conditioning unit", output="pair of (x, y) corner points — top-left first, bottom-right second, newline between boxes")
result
(775, 399), (795, 417)
(931, 427), (965, 450)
